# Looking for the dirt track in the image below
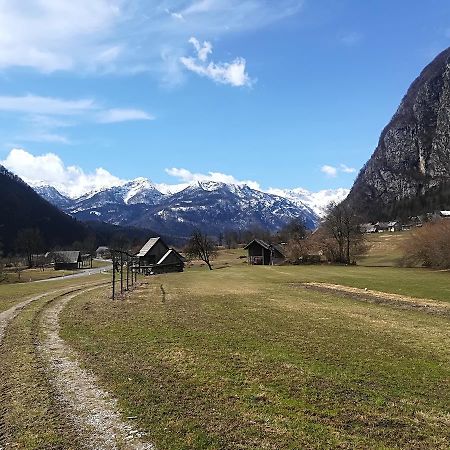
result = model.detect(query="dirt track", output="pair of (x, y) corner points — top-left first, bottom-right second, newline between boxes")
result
(303, 282), (450, 316)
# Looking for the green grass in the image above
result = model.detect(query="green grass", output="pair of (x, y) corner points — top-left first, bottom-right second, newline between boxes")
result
(357, 232), (410, 267)
(0, 272), (109, 313)
(60, 264), (450, 449)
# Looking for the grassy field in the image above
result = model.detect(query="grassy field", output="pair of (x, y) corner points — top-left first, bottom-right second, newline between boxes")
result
(357, 232), (410, 267)
(59, 259), (450, 449)
(0, 272), (109, 313)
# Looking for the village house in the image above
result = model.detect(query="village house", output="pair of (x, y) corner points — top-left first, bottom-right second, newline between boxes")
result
(439, 210), (450, 218)
(244, 239), (286, 265)
(136, 237), (185, 274)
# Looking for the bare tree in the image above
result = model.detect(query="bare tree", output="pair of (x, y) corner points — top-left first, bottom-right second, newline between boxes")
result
(185, 229), (218, 270)
(401, 219), (450, 268)
(322, 202), (364, 264)
(15, 228), (44, 268)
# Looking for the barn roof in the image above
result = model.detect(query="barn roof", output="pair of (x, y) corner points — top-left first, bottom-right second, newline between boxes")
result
(157, 248), (185, 265)
(52, 251), (81, 263)
(137, 237), (162, 257)
(244, 239), (286, 257)
(244, 239), (271, 250)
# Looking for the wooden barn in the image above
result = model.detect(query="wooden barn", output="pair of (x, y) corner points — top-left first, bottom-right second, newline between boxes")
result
(51, 251), (82, 270)
(152, 249), (185, 274)
(244, 239), (286, 265)
(136, 237), (185, 274)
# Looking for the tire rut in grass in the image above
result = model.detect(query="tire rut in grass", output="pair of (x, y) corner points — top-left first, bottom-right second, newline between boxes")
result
(0, 288), (88, 449)
(302, 282), (450, 316)
(37, 285), (154, 450)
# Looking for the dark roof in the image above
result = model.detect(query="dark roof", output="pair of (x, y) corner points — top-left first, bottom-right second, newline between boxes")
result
(157, 248), (185, 265)
(244, 239), (271, 250)
(137, 237), (162, 257)
(244, 239), (286, 257)
(51, 251), (81, 264)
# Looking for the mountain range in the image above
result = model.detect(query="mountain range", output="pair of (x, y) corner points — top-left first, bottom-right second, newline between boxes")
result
(33, 179), (348, 237)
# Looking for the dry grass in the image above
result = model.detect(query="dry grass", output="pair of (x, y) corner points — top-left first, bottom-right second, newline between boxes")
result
(59, 264), (450, 449)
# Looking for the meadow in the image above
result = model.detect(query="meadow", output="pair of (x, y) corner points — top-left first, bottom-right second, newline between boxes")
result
(56, 246), (449, 449)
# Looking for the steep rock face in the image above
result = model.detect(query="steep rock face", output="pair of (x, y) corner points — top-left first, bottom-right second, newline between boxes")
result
(347, 47), (450, 219)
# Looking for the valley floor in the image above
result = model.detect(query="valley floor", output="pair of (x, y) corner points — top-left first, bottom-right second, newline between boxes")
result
(0, 252), (448, 449)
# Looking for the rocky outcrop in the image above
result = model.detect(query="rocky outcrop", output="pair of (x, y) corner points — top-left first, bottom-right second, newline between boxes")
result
(347, 47), (450, 220)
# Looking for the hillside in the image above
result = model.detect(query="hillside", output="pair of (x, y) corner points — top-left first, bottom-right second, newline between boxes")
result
(0, 166), (87, 253)
(346, 47), (450, 220)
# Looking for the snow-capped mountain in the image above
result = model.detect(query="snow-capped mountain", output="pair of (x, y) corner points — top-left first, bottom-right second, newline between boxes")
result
(132, 181), (318, 235)
(268, 187), (350, 217)
(33, 185), (75, 209)
(34, 178), (320, 236)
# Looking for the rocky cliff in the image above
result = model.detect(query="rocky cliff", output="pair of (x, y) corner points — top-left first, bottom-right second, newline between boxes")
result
(347, 47), (450, 220)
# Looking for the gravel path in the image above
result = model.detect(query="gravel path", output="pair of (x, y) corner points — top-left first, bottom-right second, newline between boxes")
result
(303, 282), (450, 316)
(38, 286), (154, 450)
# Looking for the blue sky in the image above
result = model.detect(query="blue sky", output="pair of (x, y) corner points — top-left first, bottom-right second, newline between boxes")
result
(1, 0), (450, 196)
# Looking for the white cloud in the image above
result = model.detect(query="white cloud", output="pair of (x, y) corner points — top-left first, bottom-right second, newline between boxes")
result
(1, 148), (125, 198)
(180, 37), (253, 87)
(0, 94), (96, 116)
(321, 165), (338, 177)
(321, 164), (356, 177)
(165, 167), (261, 189)
(0, 0), (122, 73)
(0, 94), (153, 143)
(0, 0), (303, 79)
(96, 108), (155, 123)
(340, 164), (356, 174)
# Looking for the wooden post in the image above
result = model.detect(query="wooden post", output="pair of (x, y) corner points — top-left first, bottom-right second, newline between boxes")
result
(126, 254), (129, 291)
(120, 252), (124, 296)
(112, 251), (116, 300)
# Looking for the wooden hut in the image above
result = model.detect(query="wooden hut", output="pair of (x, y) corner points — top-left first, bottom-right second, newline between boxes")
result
(136, 237), (185, 274)
(244, 239), (286, 265)
(51, 251), (82, 270)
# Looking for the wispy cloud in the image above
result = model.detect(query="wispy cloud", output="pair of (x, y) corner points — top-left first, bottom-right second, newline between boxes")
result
(180, 37), (253, 87)
(321, 163), (356, 177)
(96, 108), (155, 123)
(1, 148), (126, 197)
(0, 1), (303, 81)
(0, 94), (153, 143)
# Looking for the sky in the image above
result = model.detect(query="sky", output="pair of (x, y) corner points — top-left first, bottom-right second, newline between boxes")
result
(1, 0), (450, 197)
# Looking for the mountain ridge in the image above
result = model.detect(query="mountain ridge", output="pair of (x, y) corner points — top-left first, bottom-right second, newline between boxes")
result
(346, 47), (450, 219)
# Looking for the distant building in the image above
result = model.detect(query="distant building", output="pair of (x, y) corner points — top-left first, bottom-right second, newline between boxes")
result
(244, 239), (286, 265)
(360, 223), (377, 233)
(375, 221), (401, 233)
(440, 211), (450, 218)
(51, 251), (83, 270)
(96, 246), (111, 259)
(136, 237), (185, 274)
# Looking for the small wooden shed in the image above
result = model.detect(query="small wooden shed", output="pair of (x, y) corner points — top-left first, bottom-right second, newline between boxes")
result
(51, 251), (82, 270)
(244, 239), (286, 265)
(136, 237), (185, 274)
